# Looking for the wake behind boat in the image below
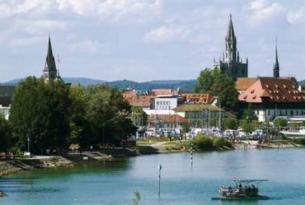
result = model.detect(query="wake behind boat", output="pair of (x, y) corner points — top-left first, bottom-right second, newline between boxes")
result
(211, 179), (269, 201)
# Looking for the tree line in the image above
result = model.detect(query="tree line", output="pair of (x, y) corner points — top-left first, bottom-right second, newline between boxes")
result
(194, 67), (238, 112)
(0, 76), (136, 154)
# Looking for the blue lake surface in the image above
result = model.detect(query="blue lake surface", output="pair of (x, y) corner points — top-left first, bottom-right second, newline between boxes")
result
(1, 148), (305, 205)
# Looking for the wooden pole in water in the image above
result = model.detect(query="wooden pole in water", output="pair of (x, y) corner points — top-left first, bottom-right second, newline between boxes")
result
(190, 145), (193, 167)
(158, 164), (162, 197)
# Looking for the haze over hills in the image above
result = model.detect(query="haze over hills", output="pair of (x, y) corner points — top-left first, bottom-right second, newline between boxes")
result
(3, 77), (304, 92)
(3, 77), (197, 92)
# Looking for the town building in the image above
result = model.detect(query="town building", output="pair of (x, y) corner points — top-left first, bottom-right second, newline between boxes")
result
(238, 77), (305, 122)
(150, 88), (179, 96)
(218, 14), (248, 80)
(122, 89), (152, 109)
(174, 104), (224, 128)
(147, 114), (187, 136)
(0, 85), (15, 120)
(180, 92), (214, 104)
(236, 77), (258, 95)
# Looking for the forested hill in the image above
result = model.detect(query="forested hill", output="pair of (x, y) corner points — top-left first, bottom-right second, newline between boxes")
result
(105, 80), (196, 91)
(4, 78), (197, 92)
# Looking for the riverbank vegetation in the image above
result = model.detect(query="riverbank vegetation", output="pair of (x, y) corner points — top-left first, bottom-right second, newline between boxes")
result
(190, 134), (233, 151)
(5, 76), (137, 155)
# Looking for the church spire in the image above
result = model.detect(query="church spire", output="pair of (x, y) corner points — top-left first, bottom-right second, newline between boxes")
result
(226, 14), (236, 43)
(273, 39), (280, 78)
(43, 36), (58, 81)
(224, 14), (237, 63)
(218, 13), (248, 80)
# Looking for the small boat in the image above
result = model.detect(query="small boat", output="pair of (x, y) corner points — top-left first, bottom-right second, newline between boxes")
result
(0, 191), (6, 197)
(211, 179), (269, 201)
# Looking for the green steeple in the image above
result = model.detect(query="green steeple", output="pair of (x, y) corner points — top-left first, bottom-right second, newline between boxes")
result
(43, 36), (58, 81)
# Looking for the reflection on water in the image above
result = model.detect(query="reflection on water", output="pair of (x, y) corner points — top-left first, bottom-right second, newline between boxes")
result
(0, 149), (305, 205)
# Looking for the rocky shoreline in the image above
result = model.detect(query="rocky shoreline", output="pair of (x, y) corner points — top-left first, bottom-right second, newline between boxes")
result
(0, 156), (73, 177)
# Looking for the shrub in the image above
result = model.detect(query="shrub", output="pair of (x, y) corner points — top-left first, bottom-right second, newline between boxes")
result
(223, 118), (238, 130)
(191, 134), (214, 150)
(274, 118), (287, 128)
(213, 137), (232, 148)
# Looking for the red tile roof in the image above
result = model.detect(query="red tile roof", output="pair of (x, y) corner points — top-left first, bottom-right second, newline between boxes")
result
(148, 114), (187, 124)
(180, 93), (213, 104)
(236, 77), (257, 92)
(239, 77), (305, 103)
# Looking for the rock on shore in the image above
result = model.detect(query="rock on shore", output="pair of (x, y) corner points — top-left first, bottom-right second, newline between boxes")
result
(0, 156), (73, 176)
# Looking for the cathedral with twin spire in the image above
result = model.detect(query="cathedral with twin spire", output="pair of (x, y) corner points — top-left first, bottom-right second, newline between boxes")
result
(218, 14), (248, 80)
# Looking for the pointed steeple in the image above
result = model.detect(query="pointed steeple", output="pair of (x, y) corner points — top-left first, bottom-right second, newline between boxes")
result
(273, 39), (280, 78)
(43, 36), (58, 81)
(224, 14), (237, 63)
(225, 14), (236, 42)
(218, 13), (248, 80)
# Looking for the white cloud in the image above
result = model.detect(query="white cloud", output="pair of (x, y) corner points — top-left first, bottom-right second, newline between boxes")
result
(0, 0), (53, 18)
(68, 40), (100, 53)
(249, 0), (287, 25)
(145, 25), (190, 43)
(56, 0), (163, 22)
(16, 19), (67, 35)
(8, 36), (44, 47)
(287, 7), (305, 24)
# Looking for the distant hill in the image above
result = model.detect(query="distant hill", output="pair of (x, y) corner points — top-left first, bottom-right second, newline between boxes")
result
(105, 79), (196, 91)
(4, 77), (105, 86)
(3, 78), (196, 92)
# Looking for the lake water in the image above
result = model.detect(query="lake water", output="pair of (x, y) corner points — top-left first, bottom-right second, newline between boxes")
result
(1, 148), (305, 205)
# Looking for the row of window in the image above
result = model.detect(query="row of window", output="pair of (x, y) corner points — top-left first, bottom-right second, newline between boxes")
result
(156, 105), (171, 110)
(156, 101), (170, 105)
(263, 109), (305, 116)
(186, 111), (224, 118)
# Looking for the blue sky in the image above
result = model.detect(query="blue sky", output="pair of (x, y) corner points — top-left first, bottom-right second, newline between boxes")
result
(0, 0), (305, 82)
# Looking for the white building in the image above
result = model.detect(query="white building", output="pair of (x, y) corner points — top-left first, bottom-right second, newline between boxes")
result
(143, 95), (182, 116)
(0, 85), (15, 120)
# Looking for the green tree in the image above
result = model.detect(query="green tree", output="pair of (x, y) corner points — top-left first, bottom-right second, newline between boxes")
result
(211, 71), (238, 111)
(223, 118), (238, 130)
(131, 106), (147, 127)
(194, 67), (238, 111)
(181, 122), (191, 134)
(274, 118), (287, 128)
(9, 77), (71, 154)
(68, 86), (93, 149)
(242, 105), (258, 121)
(85, 85), (137, 146)
(194, 68), (214, 93)
(0, 114), (11, 152)
(239, 119), (258, 134)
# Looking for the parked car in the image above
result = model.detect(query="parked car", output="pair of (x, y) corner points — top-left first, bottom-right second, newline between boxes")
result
(223, 129), (236, 138)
